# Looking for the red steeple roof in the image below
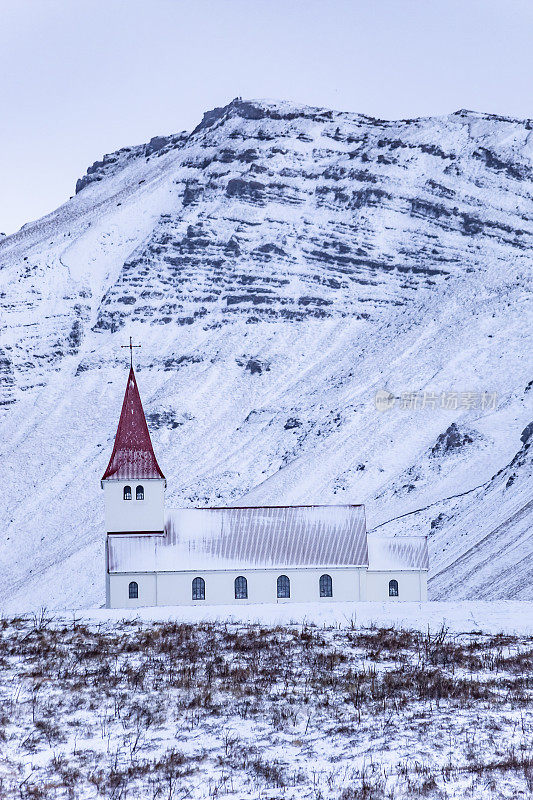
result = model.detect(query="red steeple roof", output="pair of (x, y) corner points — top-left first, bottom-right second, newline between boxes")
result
(102, 367), (165, 482)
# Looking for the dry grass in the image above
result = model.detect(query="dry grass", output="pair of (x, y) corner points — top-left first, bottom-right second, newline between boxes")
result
(0, 614), (531, 798)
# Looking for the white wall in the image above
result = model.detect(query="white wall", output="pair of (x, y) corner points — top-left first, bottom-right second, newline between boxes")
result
(366, 570), (428, 602)
(108, 567), (366, 609)
(107, 567), (428, 609)
(110, 573), (157, 608)
(103, 479), (165, 532)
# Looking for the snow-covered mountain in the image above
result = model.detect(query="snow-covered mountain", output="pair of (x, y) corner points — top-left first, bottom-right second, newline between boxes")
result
(0, 98), (531, 610)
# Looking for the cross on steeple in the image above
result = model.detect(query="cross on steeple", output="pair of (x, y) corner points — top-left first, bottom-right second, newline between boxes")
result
(121, 336), (141, 369)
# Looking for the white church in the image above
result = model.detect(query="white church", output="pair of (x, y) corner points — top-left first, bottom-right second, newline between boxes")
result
(103, 365), (429, 608)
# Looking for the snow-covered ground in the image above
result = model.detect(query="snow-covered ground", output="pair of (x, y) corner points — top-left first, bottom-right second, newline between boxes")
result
(0, 98), (532, 610)
(70, 600), (533, 635)
(0, 611), (531, 799)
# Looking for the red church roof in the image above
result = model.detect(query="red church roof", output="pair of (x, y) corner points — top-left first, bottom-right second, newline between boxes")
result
(102, 367), (165, 482)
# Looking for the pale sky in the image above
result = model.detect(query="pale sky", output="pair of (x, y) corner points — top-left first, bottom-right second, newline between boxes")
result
(1, 0), (532, 235)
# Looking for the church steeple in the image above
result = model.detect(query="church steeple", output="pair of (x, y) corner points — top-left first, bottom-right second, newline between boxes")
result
(102, 366), (165, 483)
(102, 365), (166, 544)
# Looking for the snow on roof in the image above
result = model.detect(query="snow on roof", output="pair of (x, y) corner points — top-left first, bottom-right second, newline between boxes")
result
(107, 504), (368, 572)
(102, 366), (165, 482)
(367, 535), (429, 571)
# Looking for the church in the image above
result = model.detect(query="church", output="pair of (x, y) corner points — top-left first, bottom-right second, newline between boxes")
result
(103, 364), (429, 608)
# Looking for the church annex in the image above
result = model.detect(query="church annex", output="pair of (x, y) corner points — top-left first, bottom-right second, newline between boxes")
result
(103, 365), (429, 608)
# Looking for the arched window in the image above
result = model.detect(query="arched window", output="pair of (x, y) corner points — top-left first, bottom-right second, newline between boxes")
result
(128, 581), (138, 599)
(123, 485), (132, 500)
(389, 579), (399, 597)
(319, 574), (333, 597)
(192, 577), (205, 601)
(277, 575), (290, 599)
(235, 576), (248, 599)
(136, 485), (144, 500)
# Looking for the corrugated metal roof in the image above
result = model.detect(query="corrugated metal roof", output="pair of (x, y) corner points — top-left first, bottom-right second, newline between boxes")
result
(367, 535), (429, 570)
(108, 504), (368, 573)
(102, 367), (165, 482)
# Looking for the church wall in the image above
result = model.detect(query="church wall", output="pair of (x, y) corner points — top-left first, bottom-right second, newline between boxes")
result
(103, 479), (165, 533)
(107, 568), (428, 608)
(107, 567), (367, 608)
(108, 573), (157, 608)
(366, 570), (428, 602)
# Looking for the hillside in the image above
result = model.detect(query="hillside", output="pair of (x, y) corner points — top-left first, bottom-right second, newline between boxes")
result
(0, 613), (531, 799)
(0, 98), (531, 610)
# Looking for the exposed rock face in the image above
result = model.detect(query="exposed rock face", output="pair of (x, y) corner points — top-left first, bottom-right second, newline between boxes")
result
(431, 423), (475, 456)
(70, 99), (532, 343)
(0, 97), (531, 609)
(520, 422), (533, 445)
(0, 348), (15, 408)
(75, 132), (188, 193)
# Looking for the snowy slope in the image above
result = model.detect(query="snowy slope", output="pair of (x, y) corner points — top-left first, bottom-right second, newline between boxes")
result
(2, 613), (531, 800)
(0, 98), (531, 610)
